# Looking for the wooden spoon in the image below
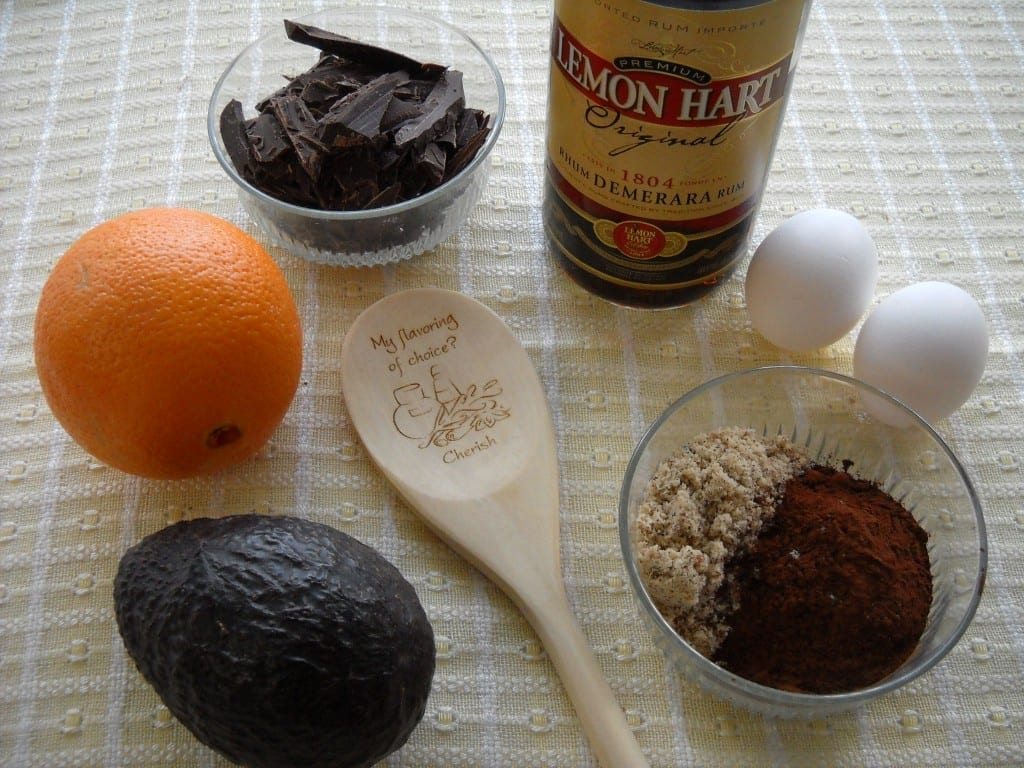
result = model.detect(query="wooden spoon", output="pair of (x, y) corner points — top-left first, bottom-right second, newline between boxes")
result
(340, 287), (649, 768)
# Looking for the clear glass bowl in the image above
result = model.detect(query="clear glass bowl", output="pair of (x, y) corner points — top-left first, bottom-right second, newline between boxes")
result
(208, 8), (505, 266)
(619, 366), (987, 718)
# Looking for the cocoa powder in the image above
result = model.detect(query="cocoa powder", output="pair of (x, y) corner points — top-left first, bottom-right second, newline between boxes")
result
(712, 464), (932, 694)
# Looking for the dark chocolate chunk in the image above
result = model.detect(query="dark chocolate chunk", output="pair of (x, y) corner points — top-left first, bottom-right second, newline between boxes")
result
(284, 19), (445, 79)
(445, 122), (490, 180)
(247, 112), (292, 164)
(318, 70), (409, 146)
(394, 70), (464, 150)
(381, 95), (424, 132)
(415, 142), (447, 187)
(455, 108), (483, 146)
(220, 99), (253, 175)
(219, 19), (492, 213)
(256, 57), (362, 114)
(394, 79), (439, 102)
(269, 95), (328, 180)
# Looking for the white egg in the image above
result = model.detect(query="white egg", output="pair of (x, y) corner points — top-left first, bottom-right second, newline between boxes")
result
(854, 281), (988, 426)
(744, 209), (878, 351)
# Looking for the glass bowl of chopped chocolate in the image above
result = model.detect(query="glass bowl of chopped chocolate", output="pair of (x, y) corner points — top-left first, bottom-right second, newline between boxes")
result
(208, 9), (504, 266)
(619, 365), (987, 718)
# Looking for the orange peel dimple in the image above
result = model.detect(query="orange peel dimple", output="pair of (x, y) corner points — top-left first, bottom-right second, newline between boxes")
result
(206, 425), (243, 449)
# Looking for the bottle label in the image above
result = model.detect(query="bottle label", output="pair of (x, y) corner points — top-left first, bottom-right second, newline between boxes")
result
(546, 0), (809, 290)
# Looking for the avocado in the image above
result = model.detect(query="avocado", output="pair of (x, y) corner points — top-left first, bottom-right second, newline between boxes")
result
(113, 514), (435, 768)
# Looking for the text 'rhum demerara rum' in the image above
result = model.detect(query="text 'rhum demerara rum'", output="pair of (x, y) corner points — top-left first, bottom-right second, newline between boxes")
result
(543, 0), (813, 308)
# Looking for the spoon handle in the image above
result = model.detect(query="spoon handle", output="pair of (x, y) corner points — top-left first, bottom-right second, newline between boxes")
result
(523, 592), (650, 768)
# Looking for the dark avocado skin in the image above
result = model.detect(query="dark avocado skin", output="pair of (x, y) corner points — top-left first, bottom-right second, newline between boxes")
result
(113, 514), (435, 768)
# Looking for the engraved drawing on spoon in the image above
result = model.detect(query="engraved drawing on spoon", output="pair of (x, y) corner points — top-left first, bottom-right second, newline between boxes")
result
(392, 363), (510, 449)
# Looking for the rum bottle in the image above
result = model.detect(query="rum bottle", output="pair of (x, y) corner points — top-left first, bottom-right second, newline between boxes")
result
(543, 0), (813, 308)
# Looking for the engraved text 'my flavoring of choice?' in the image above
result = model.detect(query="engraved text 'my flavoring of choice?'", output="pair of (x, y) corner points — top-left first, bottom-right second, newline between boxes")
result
(370, 313), (460, 374)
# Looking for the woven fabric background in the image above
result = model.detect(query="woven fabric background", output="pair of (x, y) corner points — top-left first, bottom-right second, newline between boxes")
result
(1, 0), (1022, 766)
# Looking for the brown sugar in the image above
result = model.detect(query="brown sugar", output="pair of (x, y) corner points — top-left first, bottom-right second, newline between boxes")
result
(634, 427), (808, 657)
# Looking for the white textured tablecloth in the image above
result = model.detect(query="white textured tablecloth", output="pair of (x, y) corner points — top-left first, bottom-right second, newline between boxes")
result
(1, 1), (1022, 766)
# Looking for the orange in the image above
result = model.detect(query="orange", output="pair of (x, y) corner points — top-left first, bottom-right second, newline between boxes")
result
(33, 208), (303, 479)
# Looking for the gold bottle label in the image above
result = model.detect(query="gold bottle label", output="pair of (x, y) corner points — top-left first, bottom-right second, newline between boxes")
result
(545, 0), (810, 296)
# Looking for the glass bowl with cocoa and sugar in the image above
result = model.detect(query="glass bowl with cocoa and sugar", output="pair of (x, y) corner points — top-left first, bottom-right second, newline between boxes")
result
(619, 366), (987, 718)
(208, 8), (505, 266)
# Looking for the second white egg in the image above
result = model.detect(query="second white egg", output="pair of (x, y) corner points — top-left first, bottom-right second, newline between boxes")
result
(853, 281), (988, 426)
(744, 209), (878, 352)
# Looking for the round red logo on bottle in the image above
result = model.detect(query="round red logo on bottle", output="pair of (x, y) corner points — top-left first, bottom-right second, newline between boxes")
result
(612, 221), (667, 260)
